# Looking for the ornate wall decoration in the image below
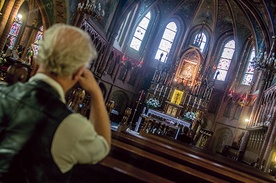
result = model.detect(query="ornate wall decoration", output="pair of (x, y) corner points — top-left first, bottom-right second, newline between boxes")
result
(175, 49), (202, 88)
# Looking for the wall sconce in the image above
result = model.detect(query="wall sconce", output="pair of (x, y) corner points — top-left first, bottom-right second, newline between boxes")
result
(228, 82), (250, 106)
(228, 90), (240, 103)
(238, 92), (249, 106)
(121, 54), (127, 65)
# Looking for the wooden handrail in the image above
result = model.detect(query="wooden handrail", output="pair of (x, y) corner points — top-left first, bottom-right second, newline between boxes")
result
(111, 139), (229, 183)
(100, 156), (174, 183)
(111, 130), (274, 183)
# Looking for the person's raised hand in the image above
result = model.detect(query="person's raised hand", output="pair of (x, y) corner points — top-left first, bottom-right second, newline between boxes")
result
(78, 68), (101, 96)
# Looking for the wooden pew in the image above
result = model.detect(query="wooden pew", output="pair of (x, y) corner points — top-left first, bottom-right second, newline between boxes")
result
(70, 156), (173, 183)
(111, 130), (275, 183)
(70, 130), (275, 183)
(109, 138), (229, 183)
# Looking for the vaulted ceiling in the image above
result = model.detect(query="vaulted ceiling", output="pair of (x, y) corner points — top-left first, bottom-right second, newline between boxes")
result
(137, 0), (275, 50)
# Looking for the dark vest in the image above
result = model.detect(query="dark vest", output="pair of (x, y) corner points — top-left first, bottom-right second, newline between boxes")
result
(0, 80), (73, 183)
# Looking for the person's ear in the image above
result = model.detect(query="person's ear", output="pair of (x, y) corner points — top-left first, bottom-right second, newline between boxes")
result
(72, 66), (85, 81)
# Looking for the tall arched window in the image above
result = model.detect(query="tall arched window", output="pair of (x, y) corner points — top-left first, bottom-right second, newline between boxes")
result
(242, 47), (255, 85)
(215, 40), (235, 81)
(7, 14), (23, 49)
(193, 32), (207, 52)
(33, 26), (43, 56)
(130, 12), (151, 51)
(155, 21), (177, 62)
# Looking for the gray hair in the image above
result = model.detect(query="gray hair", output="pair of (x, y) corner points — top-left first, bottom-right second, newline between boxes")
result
(36, 23), (97, 77)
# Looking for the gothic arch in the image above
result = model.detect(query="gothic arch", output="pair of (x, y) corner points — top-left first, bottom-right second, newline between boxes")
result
(213, 127), (233, 153)
(109, 90), (129, 115)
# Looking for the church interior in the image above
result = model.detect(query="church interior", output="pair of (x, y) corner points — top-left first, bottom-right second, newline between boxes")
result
(1, 0), (276, 182)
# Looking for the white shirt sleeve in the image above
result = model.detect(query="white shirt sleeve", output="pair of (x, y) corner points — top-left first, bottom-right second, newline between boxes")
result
(51, 113), (110, 173)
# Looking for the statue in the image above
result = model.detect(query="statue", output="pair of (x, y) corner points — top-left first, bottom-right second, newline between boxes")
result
(26, 44), (34, 65)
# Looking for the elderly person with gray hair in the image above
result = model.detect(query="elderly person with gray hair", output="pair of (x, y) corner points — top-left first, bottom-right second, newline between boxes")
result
(0, 24), (111, 183)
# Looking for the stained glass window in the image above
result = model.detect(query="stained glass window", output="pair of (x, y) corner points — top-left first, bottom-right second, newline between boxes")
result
(193, 32), (206, 52)
(242, 48), (255, 85)
(215, 40), (235, 81)
(7, 18), (23, 49)
(130, 12), (151, 51)
(155, 22), (177, 62)
(33, 26), (43, 56)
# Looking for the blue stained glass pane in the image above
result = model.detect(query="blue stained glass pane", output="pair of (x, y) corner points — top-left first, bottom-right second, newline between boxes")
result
(33, 45), (39, 56)
(9, 22), (22, 36)
(9, 36), (17, 48)
(34, 31), (43, 44)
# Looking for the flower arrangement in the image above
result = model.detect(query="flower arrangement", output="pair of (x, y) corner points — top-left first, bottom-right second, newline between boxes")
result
(183, 111), (197, 122)
(146, 98), (160, 108)
(0, 51), (7, 65)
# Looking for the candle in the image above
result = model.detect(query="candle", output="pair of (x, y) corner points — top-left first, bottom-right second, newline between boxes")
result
(163, 87), (168, 97)
(139, 90), (144, 101)
(207, 88), (213, 100)
(187, 95), (191, 105)
(192, 97), (197, 109)
(154, 84), (159, 96)
(197, 99), (202, 109)
(159, 85), (164, 97)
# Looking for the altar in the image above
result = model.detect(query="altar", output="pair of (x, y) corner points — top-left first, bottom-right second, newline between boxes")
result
(136, 108), (191, 139)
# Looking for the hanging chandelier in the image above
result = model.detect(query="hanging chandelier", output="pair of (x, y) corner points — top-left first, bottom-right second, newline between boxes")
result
(77, 0), (105, 20)
(252, 36), (276, 72)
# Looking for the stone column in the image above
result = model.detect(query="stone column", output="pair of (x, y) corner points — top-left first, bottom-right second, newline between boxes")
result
(0, 0), (23, 51)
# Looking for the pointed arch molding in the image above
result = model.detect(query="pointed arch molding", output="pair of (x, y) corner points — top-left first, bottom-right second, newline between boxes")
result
(39, 0), (68, 25)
